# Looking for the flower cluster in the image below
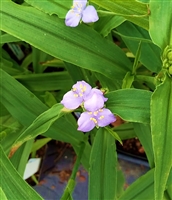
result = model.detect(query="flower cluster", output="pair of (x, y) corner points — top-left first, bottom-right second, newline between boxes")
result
(65, 0), (99, 27)
(61, 81), (116, 132)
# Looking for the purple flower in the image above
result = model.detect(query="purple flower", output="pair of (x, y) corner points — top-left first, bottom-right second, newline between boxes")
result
(77, 108), (116, 132)
(61, 81), (92, 109)
(65, 0), (99, 27)
(84, 88), (108, 111)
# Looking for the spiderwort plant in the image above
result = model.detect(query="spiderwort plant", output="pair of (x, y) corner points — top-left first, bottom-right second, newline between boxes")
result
(1, 0), (172, 200)
(61, 81), (116, 132)
(65, 0), (99, 27)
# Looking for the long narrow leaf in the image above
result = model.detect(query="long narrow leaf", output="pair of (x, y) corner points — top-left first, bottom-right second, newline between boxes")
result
(89, 128), (117, 199)
(0, 0), (132, 80)
(151, 74), (172, 200)
(0, 145), (43, 200)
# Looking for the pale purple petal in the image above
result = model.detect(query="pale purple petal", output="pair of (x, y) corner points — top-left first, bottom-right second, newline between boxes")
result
(73, 0), (87, 9)
(61, 91), (83, 109)
(84, 88), (107, 111)
(82, 5), (99, 23)
(77, 112), (95, 132)
(73, 81), (92, 98)
(65, 10), (81, 27)
(84, 93), (104, 111)
(85, 88), (107, 101)
(97, 108), (116, 127)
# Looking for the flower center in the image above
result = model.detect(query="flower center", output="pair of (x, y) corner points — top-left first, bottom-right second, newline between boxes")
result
(71, 2), (83, 17)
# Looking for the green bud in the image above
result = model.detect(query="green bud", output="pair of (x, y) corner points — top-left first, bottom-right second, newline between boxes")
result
(169, 66), (172, 75)
(167, 51), (172, 61)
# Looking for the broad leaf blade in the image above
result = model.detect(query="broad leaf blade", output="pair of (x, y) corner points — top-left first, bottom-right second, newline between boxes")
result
(24, 0), (71, 18)
(89, 128), (117, 199)
(14, 72), (72, 91)
(149, 0), (172, 49)
(106, 89), (151, 123)
(151, 75), (172, 200)
(91, 0), (149, 30)
(0, 1), (132, 80)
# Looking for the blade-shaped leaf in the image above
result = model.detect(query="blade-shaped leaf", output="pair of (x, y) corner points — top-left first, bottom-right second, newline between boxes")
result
(24, 0), (71, 18)
(11, 103), (65, 152)
(90, 0), (149, 30)
(0, 145), (43, 200)
(134, 123), (154, 168)
(149, 0), (172, 49)
(116, 21), (162, 73)
(105, 89), (152, 123)
(94, 14), (126, 37)
(10, 140), (34, 176)
(151, 74), (172, 200)
(0, 1), (132, 80)
(89, 128), (117, 199)
(14, 72), (72, 91)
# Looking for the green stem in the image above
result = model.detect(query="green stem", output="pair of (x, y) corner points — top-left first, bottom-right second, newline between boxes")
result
(60, 139), (87, 200)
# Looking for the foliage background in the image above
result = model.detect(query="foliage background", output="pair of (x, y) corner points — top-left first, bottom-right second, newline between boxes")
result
(0, 0), (172, 199)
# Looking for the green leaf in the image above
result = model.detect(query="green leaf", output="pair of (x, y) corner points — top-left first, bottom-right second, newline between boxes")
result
(10, 140), (34, 176)
(136, 0), (150, 3)
(0, 187), (8, 200)
(119, 168), (172, 200)
(119, 169), (155, 200)
(106, 89), (151, 123)
(31, 47), (53, 73)
(116, 21), (162, 73)
(94, 14), (126, 37)
(122, 72), (134, 89)
(24, 0), (71, 18)
(0, 145), (43, 200)
(11, 103), (66, 151)
(105, 127), (122, 144)
(90, 0), (149, 30)
(151, 74), (172, 200)
(31, 138), (52, 153)
(133, 123), (154, 168)
(113, 123), (136, 140)
(149, 0), (172, 49)
(89, 128), (117, 199)
(64, 62), (96, 87)
(0, 33), (21, 43)
(14, 72), (73, 91)
(0, 1), (132, 80)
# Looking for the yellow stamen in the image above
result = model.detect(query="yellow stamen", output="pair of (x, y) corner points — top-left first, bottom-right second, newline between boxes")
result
(90, 117), (97, 124)
(73, 87), (77, 91)
(74, 94), (78, 97)
(99, 115), (104, 120)
(94, 111), (98, 115)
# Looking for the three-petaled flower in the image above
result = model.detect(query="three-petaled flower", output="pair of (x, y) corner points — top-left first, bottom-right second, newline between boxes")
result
(65, 0), (99, 27)
(77, 108), (116, 132)
(61, 81), (116, 132)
